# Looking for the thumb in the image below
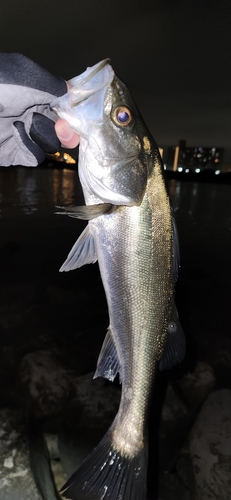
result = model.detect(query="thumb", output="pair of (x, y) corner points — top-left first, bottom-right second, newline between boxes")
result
(55, 119), (80, 149)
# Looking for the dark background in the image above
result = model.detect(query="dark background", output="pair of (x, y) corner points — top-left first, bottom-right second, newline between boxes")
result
(0, 3), (231, 497)
(0, 0), (231, 160)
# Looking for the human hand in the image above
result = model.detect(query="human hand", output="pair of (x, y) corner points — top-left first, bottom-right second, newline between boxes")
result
(0, 53), (79, 166)
(55, 118), (80, 149)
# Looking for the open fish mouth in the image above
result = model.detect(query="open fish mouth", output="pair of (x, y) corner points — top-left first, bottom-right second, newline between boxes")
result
(71, 59), (111, 93)
(52, 59), (114, 112)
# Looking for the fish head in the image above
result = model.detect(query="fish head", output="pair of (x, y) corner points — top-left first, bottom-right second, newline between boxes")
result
(51, 60), (156, 206)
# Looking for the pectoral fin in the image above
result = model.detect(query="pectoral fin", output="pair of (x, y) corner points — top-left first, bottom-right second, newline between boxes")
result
(56, 203), (114, 220)
(93, 327), (121, 382)
(159, 306), (186, 371)
(60, 225), (97, 271)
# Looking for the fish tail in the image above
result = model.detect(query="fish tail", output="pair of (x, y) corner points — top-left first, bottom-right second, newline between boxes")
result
(60, 428), (148, 500)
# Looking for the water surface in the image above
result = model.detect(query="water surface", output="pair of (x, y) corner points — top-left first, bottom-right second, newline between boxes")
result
(0, 166), (230, 359)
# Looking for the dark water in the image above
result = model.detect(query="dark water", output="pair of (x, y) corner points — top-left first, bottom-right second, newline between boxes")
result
(0, 165), (230, 370)
(0, 165), (107, 352)
(0, 165), (83, 217)
(168, 178), (231, 374)
(0, 166), (230, 500)
(0, 166), (85, 281)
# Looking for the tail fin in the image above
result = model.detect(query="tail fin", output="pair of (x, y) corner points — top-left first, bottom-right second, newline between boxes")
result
(60, 429), (148, 500)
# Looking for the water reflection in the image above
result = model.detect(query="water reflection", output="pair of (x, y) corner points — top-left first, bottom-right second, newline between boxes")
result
(52, 169), (82, 206)
(16, 169), (38, 214)
(0, 168), (230, 236)
(168, 178), (231, 233)
(0, 166), (83, 217)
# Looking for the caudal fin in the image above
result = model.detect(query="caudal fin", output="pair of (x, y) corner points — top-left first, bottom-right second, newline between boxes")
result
(60, 429), (148, 500)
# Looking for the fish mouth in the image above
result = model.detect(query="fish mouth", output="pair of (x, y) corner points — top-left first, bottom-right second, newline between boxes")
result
(71, 59), (111, 90)
(51, 59), (115, 120)
(67, 59), (114, 107)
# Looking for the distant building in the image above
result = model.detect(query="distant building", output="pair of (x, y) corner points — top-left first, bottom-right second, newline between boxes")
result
(167, 140), (224, 173)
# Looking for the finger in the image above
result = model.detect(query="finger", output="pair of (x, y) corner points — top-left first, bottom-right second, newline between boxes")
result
(55, 119), (80, 149)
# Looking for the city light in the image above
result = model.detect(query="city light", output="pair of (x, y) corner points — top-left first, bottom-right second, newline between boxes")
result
(47, 152), (76, 165)
(167, 140), (224, 174)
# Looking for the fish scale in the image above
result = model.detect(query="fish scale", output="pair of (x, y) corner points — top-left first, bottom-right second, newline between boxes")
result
(93, 161), (172, 466)
(51, 59), (185, 499)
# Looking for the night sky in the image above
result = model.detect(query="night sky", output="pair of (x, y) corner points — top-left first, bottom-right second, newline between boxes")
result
(1, 0), (231, 161)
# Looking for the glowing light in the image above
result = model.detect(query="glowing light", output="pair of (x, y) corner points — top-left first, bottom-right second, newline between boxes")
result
(177, 166), (183, 172)
(195, 168), (200, 173)
(47, 151), (76, 164)
(215, 169), (220, 175)
(173, 146), (180, 171)
(63, 153), (76, 164)
(185, 168), (190, 173)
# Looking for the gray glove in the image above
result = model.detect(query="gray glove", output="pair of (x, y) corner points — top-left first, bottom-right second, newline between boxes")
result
(0, 53), (67, 166)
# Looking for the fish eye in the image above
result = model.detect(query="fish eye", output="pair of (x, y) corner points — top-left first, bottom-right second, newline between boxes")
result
(112, 106), (133, 127)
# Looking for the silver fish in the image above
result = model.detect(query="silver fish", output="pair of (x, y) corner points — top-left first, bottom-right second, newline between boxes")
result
(51, 60), (185, 500)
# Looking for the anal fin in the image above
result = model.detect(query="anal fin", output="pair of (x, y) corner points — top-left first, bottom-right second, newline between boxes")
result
(94, 328), (121, 382)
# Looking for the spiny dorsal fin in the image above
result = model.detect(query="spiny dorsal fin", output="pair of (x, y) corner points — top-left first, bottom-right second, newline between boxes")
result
(94, 328), (121, 382)
(60, 225), (97, 272)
